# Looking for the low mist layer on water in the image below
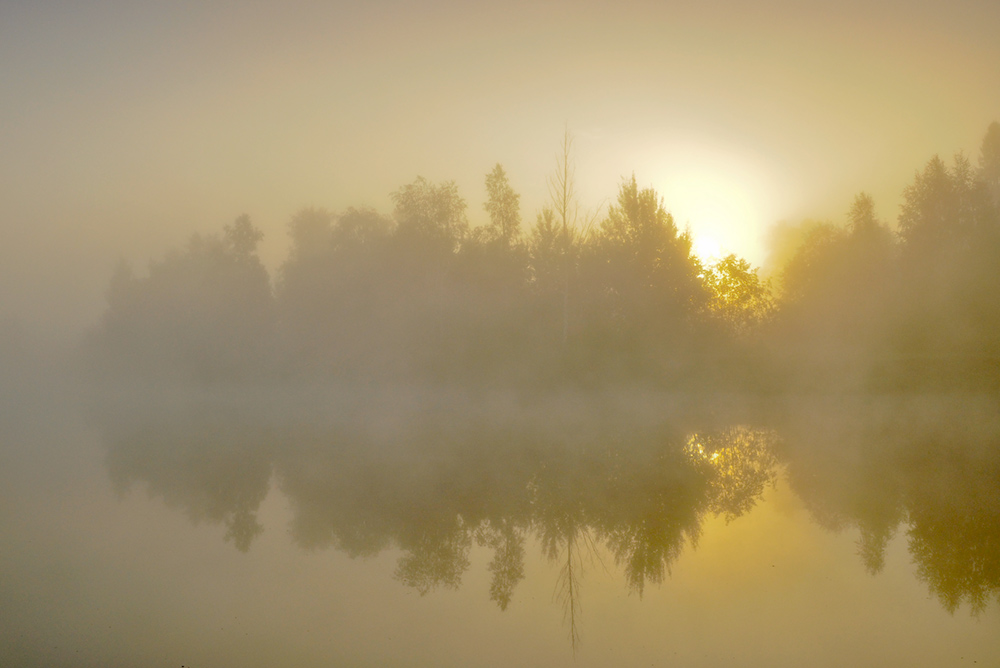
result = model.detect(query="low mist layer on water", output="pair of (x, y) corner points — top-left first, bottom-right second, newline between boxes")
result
(3, 368), (999, 665)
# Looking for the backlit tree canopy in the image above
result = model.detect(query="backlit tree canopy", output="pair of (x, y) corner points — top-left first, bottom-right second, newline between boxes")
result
(86, 122), (1000, 391)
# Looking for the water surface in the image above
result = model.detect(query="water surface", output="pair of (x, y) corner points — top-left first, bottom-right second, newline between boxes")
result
(2, 379), (999, 666)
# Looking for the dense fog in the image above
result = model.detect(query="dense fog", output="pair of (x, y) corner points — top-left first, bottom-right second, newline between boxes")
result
(73, 123), (1000, 393)
(4, 2), (1000, 666)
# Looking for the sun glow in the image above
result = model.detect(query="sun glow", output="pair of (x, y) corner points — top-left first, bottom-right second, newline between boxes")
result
(692, 234), (723, 263)
(633, 140), (778, 268)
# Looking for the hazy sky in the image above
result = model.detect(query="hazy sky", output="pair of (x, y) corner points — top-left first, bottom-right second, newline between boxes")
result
(2, 0), (998, 335)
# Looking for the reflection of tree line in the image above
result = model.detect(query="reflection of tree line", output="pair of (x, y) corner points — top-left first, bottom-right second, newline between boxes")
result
(100, 398), (1000, 625)
(778, 397), (1000, 615)
(84, 124), (1000, 391)
(104, 406), (275, 552)
(101, 403), (774, 625)
(100, 398), (1000, 618)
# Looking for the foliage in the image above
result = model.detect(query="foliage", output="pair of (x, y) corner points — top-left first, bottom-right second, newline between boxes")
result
(391, 176), (469, 251)
(85, 122), (1000, 392)
(702, 254), (774, 336)
(577, 175), (707, 379)
(482, 163), (522, 247)
(980, 122), (1000, 205)
(89, 215), (273, 381)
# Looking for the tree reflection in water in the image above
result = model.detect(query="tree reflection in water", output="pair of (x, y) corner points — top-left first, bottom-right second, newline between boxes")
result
(778, 396), (1000, 616)
(95, 393), (1000, 637)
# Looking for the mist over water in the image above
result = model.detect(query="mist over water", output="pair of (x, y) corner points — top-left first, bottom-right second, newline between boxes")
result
(4, 377), (1000, 666)
(4, 123), (1000, 666)
(4, 122), (1000, 666)
(4, 2), (1000, 664)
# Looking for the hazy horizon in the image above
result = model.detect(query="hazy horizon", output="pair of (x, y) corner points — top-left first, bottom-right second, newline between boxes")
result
(2, 0), (999, 338)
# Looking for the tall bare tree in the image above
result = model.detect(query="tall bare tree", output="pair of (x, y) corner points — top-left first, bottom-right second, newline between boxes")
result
(546, 129), (585, 343)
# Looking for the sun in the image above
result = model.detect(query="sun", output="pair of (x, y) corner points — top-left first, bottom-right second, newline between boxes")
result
(691, 234), (723, 263)
(633, 138), (777, 268)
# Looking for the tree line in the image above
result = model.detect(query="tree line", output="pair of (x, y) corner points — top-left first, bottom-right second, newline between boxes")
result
(86, 123), (1000, 392)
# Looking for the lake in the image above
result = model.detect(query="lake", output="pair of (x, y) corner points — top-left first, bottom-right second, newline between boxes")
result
(2, 374), (998, 667)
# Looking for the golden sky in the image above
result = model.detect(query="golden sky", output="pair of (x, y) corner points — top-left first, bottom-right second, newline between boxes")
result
(1, 0), (998, 334)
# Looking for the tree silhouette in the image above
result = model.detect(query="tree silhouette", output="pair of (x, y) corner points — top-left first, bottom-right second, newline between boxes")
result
(285, 207), (335, 263)
(546, 130), (587, 345)
(483, 163), (522, 247)
(84, 121), (1000, 391)
(89, 214), (273, 381)
(979, 121), (1000, 205)
(391, 176), (469, 251)
(477, 520), (526, 611)
(224, 214), (265, 259)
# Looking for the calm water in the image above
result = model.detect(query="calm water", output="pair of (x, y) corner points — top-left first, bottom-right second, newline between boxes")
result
(3, 375), (999, 667)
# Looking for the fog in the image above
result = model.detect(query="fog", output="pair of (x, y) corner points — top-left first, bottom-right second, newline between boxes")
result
(6, 380), (1000, 665)
(3, 1), (1000, 666)
(2, 0), (1000, 338)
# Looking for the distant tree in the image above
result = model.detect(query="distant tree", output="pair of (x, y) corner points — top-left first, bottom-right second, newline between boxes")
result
(590, 174), (704, 322)
(764, 218), (831, 281)
(563, 175), (708, 381)
(548, 130), (582, 236)
(276, 205), (398, 377)
(847, 192), (879, 235)
(897, 154), (981, 255)
(702, 254), (775, 337)
(529, 207), (566, 291)
(391, 176), (469, 250)
(775, 192), (897, 389)
(224, 214), (265, 260)
(91, 215), (274, 380)
(897, 156), (988, 313)
(483, 163), (522, 247)
(979, 121), (1000, 205)
(887, 131), (1000, 389)
(286, 208), (335, 263)
(546, 130), (589, 344)
(332, 206), (393, 249)
(597, 174), (686, 267)
(844, 193), (896, 277)
(778, 221), (846, 305)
